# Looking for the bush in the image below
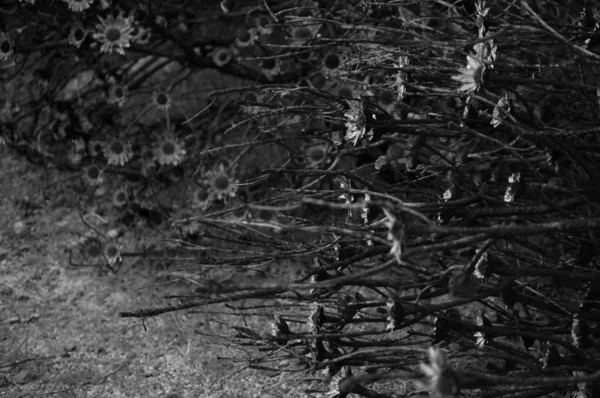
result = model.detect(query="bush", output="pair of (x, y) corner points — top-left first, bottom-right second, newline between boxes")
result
(3, 0), (600, 397)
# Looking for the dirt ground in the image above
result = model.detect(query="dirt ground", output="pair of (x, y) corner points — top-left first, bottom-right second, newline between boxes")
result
(0, 153), (294, 398)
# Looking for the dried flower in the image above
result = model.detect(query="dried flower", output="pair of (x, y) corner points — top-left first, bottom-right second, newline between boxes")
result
(260, 57), (281, 80)
(303, 140), (330, 168)
(491, 94), (511, 128)
(417, 347), (459, 398)
(344, 99), (366, 146)
(112, 188), (129, 207)
(383, 208), (404, 263)
(104, 240), (122, 267)
(235, 28), (257, 48)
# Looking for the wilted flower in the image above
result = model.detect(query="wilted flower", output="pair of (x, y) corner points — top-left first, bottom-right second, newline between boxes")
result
(395, 55), (409, 101)
(204, 163), (238, 201)
(82, 164), (104, 186)
(0, 31), (14, 61)
(63, 0), (93, 12)
(104, 139), (133, 166)
(383, 208), (404, 263)
(151, 91), (172, 112)
(344, 99), (366, 146)
(154, 135), (186, 166)
(417, 347), (459, 398)
(491, 94), (511, 128)
(289, 23), (320, 47)
(473, 40), (497, 67)
(93, 14), (134, 55)
(107, 83), (128, 107)
(68, 23), (88, 48)
(504, 172), (523, 203)
(452, 54), (485, 94)
(212, 47), (233, 67)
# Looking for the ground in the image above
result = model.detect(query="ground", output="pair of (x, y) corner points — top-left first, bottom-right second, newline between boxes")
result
(0, 152), (294, 398)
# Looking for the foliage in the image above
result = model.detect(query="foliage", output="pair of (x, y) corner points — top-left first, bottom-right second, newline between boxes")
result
(3, 0), (600, 397)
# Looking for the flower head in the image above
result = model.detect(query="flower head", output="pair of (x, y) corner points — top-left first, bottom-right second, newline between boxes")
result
(107, 83), (128, 107)
(344, 99), (366, 146)
(254, 14), (273, 35)
(289, 23), (320, 47)
(452, 54), (485, 94)
(417, 347), (459, 398)
(151, 91), (172, 112)
(302, 140), (330, 169)
(235, 28), (257, 48)
(212, 47), (233, 67)
(112, 187), (129, 207)
(204, 163), (238, 202)
(81, 237), (103, 259)
(260, 57), (281, 80)
(104, 240), (122, 267)
(153, 135), (186, 166)
(491, 93), (511, 128)
(93, 14), (134, 55)
(82, 164), (104, 186)
(68, 23), (88, 48)
(104, 139), (133, 166)
(63, 0), (93, 12)
(191, 186), (212, 210)
(0, 31), (14, 61)
(322, 52), (345, 76)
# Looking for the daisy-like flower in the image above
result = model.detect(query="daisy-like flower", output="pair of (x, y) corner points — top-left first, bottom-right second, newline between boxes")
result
(260, 57), (281, 80)
(321, 52), (345, 77)
(344, 99), (366, 146)
(451, 54), (485, 94)
(204, 163), (238, 202)
(151, 91), (171, 112)
(68, 23), (88, 48)
(80, 237), (103, 259)
(103, 240), (122, 267)
(153, 135), (186, 166)
(302, 140), (330, 169)
(191, 186), (212, 210)
(417, 347), (459, 398)
(107, 83), (128, 107)
(212, 47), (233, 67)
(383, 209), (404, 263)
(112, 187), (129, 207)
(235, 28), (257, 48)
(174, 211), (200, 236)
(0, 31), (14, 61)
(63, 0), (93, 12)
(104, 139), (133, 166)
(87, 140), (104, 157)
(254, 14), (273, 35)
(82, 164), (104, 186)
(92, 14), (134, 55)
